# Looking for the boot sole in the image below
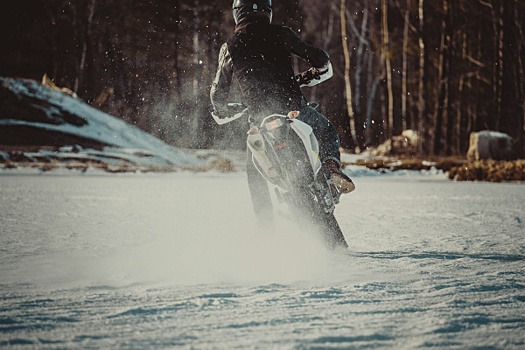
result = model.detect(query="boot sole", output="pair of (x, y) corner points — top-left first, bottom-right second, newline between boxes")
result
(332, 174), (356, 194)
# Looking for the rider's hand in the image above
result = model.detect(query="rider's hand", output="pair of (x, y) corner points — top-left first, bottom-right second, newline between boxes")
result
(296, 62), (333, 87)
(296, 67), (321, 86)
(310, 68), (321, 80)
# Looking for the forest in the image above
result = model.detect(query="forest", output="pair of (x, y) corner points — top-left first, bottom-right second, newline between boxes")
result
(1, 0), (524, 157)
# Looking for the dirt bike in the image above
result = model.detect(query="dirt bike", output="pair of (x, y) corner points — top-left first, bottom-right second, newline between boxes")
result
(212, 63), (348, 249)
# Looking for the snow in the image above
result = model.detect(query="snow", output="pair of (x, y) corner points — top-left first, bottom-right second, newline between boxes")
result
(0, 172), (524, 348)
(0, 78), (202, 167)
(477, 130), (512, 139)
(1, 77), (524, 348)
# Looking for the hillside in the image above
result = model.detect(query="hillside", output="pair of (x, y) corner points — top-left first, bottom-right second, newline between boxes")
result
(0, 77), (238, 173)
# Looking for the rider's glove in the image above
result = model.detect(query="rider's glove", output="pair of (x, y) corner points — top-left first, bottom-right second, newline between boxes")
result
(296, 62), (333, 87)
(296, 68), (320, 86)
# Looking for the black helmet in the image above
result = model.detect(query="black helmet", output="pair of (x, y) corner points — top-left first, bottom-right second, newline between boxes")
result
(233, 0), (272, 25)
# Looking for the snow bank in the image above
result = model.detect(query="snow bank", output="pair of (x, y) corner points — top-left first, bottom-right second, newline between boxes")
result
(0, 77), (202, 167)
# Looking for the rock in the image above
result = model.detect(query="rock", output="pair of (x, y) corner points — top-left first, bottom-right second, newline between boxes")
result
(467, 130), (514, 162)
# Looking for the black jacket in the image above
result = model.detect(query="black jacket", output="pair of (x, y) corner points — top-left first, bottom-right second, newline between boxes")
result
(210, 19), (330, 119)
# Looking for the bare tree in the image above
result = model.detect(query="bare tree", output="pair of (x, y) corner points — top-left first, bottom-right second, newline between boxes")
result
(346, 3), (371, 147)
(75, 0), (96, 94)
(516, 4), (525, 156)
(401, 0), (411, 131)
(432, 0), (450, 155)
(381, 0), (394, 139)
(340, 0), (357, 150)
(3, 0), (525, 155)
(417, 0), (426, 153)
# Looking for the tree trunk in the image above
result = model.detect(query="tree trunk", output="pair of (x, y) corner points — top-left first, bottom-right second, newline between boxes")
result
(75, 0), (96, 95)
(516, 6), (525, 156)
(382, 0), (394, 139)
(192, 0), (203, 148)
(192, 1), (200, 101)
(433, 0), (449, 155)
(418, 0), (427, 154)
(173, 2), (182, 99)
(445, 1), (456, 155)
(479, 0), (504, 131)
(346, 4), (369, 148)
(495, 0), (504, 130)
(456, 32), (467, 154)
(366, 48), (383, 147)
(401, 0), (411, 132)
(340, 0), (357, 150)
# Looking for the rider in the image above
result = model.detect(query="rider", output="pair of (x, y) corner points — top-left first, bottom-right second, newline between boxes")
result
(210, 0), (355, 224)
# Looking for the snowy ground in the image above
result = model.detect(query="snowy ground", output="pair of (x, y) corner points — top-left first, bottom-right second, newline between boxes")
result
(0, 172), (524, 349)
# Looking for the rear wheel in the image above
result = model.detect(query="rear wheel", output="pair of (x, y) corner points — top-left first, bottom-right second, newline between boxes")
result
(319, 210), (347, 249)
(292, 186), (348, 250)
(265, 127), (347, 249)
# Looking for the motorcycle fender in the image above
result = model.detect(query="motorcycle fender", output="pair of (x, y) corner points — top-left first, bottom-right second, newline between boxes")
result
(247, 131), (279, 179)
(289, 119), (322, 174)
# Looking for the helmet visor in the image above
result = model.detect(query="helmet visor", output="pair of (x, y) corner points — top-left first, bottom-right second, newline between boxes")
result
(233, 0), (272, 9)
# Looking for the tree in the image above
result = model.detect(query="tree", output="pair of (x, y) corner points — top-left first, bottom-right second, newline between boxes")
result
(340, 0), (358, 150)
(1, 0), (524, 157)
(381, 0), (394, 141)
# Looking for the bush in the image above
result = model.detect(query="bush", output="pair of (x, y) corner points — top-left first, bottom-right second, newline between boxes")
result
(449, 160), (525, 182)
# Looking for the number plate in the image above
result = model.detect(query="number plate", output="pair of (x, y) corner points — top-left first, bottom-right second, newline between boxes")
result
(265, 118), (283, 130)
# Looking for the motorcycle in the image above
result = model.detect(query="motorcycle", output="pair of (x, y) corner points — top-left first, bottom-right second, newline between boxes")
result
(211, 63), (348, 249)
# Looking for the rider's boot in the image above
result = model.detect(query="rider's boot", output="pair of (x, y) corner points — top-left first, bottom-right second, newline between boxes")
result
(323, 159), (355, 194)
